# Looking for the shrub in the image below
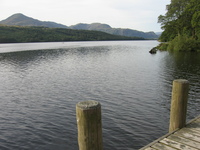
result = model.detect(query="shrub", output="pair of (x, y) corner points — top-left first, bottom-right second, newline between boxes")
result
(157, 43), (169, 51)
(167, 34), (200, 52)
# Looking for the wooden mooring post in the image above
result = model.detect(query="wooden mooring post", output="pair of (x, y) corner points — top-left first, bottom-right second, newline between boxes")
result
(169, 79), (189, 133)
(76, 100), (103, 150)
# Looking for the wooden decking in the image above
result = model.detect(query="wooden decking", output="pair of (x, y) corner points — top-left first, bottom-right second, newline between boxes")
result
(140, 115), (200, 150)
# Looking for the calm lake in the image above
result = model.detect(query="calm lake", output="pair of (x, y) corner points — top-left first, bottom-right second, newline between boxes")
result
(0, 41), (199, 150)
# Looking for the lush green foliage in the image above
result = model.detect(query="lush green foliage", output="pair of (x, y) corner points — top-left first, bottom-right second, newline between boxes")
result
(167, 34), (200, 51)
(156, 43), (169, 51)
(158, 0), (200, 51)
(0, 25), (144, 43)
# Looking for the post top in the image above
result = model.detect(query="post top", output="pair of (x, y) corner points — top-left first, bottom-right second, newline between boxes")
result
(173, 79), (189, 84)
(76, 100), (101, 110)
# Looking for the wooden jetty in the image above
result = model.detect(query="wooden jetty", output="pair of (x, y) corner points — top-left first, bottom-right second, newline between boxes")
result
(140, 115), (200, 150)
(75, 79), (200, 150)
(140, 79), (200, 150)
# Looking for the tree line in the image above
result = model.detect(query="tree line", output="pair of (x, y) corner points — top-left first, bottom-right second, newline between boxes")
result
(158, 0), (200, 52)
(0, 25), (144, 43)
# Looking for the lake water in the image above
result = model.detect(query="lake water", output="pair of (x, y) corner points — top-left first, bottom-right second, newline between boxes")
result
(0, 41), (199, 150)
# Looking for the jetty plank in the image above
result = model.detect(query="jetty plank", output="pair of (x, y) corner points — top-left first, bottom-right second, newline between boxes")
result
(167, 134), (200, 149)
(174, 129), (200, 142)
(189, 128), (200, 134)
(144, 147), (157, 150)
(160, 138), (198, 150)
(151, 142), (177, 150)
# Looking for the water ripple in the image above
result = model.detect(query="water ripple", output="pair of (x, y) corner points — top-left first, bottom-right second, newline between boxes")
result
(0, 41), (199, 150)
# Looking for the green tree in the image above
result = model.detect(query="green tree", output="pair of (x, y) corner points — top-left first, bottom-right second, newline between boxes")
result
(158, 0), (200, 51)
(158, 0), (190, 40)
(188, 0), (200, 39)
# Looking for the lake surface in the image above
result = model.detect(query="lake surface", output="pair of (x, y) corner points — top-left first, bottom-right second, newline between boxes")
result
(0, 41), (199, 150)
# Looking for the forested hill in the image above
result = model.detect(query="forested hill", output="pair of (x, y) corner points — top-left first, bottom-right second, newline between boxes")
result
(70, 23), (158, 39)
(158, 0), (200, 52)
(0, 25), (144, 43)
(0, 13), (158, 39)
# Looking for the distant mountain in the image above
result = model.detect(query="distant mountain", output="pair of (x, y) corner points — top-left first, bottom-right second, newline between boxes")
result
(0, 13), (68, 28)
(0, 13), (158, 39)
(70, 23), (112, 30)
(155, 32), (162, 37)
(70, 23), (158, 39)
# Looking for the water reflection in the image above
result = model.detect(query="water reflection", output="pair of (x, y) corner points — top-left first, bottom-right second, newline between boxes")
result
(169, 52), (200, 120)
(160, 51), (200, 120)
(168, 52), (200, 78)
(0, 46), (111, 72)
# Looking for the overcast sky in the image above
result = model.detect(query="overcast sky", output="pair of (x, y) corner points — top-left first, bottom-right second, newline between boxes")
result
(0, 0), (170, 32)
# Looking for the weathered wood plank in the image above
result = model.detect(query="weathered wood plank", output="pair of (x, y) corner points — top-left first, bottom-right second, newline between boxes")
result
(174, 129), (200, 142)
(160, 138), (198, 150)
(152, 142), (177, 150)
(168, 134), (200, 149)
(144, 147), (157, 150)
(188, 128), (200, 134)
(183, 128), (200, 136)
(177, 128), (200, 137)
(187, 123), (200, 132)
